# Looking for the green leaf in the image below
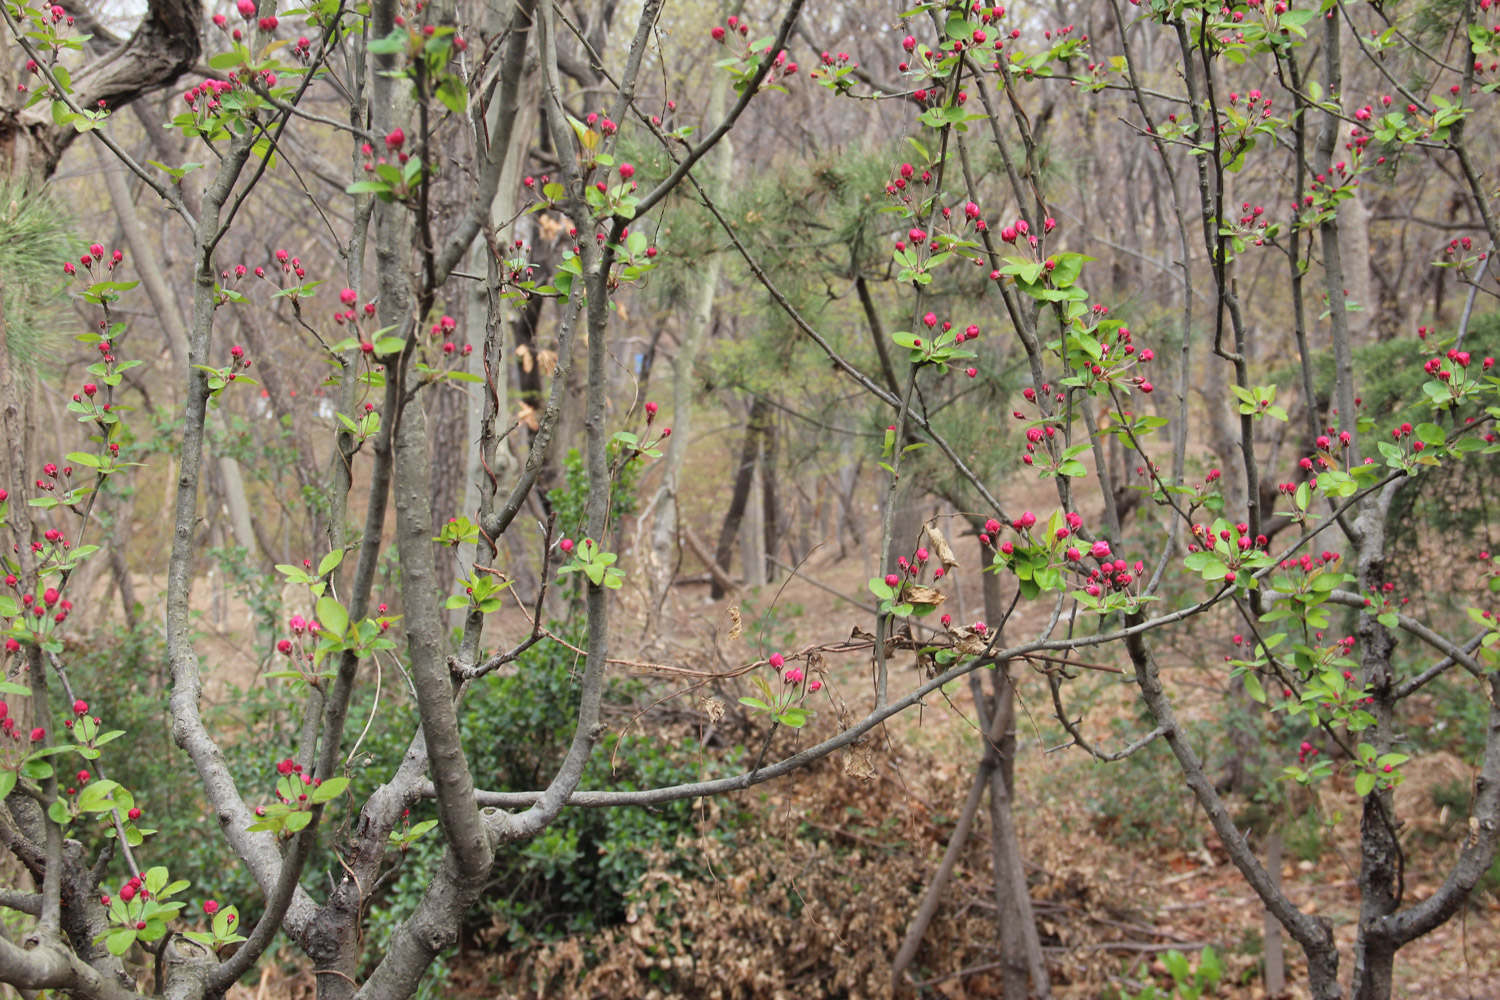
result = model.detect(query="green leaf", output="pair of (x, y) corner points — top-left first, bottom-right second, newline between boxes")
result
(213, 906), (240, 939)
(77, 780), (121, 813)
(1414, 422), (1446, 445)
(1242, 671), (1265, 704)
(315, 595), (349, 637)
(1355, 771), (1376, 798)
(308, 776), (348, 804)
(206, 49), (246, 70)
(0, 771), (14, 799)
(275, 563), (310, 584)
(317, 549), (344, 578)
(284, 810), (313, 833)
(106, 928), (137, 956)
(366, 29), (409, 54)
(776, 707), (809, 728)
(435, 76), (468, 115)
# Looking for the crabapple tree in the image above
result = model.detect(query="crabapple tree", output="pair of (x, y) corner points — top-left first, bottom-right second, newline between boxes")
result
(0, 0), (1498, 999)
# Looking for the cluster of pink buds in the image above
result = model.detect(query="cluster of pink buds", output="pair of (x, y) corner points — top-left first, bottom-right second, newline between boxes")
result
(500, 237), (539, 283)
(1444, 236), (1481, 258)
(116, 874), (150, 913)
(1019, 422), (1059, 466)
(1277, 550), (1341, 574)
(359, 133), (410, 171)
(225, 345), (252, 380)
(1363, 580), (1410, 612)
(182, 77), (237, 116)
(36, 461), (71, 490)
(426, 313), (471, 357)
(1077, 542), (1142, 596)
(208, 0), (279, 33)
(886, 161), (933, 199)
(767, 652), (821, 691)
(1234, 201), (1270, 245)
(1345, 121), (1375, 158)
(581, 111), (618, 137)
(62, 243), (124, 277)
(272, 248), (307, 281)
(1312, 429), (1353, 453)
(1000, 218), (1035, 247)
(64, 701), (105, 737)
(1226, 87), (1273, 116)
(710, 14), (751, 42)
(1188, 521), (1269, 565)
(894, 543), (944, 581)
(276, 765), (321, 802)
(1296, 740), (1319, 765)
(277, 613), (323, 660)
(15, 581), (73, 625)
(333, 287), (378, 329)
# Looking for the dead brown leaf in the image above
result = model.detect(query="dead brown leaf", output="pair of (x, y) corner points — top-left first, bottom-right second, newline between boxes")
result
(924, 520), (960, 570)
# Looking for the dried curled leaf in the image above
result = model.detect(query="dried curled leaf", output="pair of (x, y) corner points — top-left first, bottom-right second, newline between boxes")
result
(842, 743), (877, 780)
(727, 606), (742, 640)
(536, 213), (565, 243)
(514, 343), (534, 373)
(699, 696), (725, 725)
(903, 584), (946, 608)
(924, 520), (959, 570)
(947, 626), (990, 657)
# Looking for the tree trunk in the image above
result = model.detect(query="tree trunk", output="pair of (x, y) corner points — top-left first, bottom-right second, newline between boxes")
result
(740, 441), (767, 589)
(645, 63), (731, 630)
(883, 474), (928, 574)
(761, 408), (779, 582)
(980, 570), (1050, 998)
(711, 395), (770, 598)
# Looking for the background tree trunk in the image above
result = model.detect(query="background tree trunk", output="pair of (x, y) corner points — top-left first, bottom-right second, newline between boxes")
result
(712, 394), (771, 599)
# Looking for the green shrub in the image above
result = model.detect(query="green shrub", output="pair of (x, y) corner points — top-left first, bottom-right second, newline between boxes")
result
(358, 627), (738, 952)
(62, 623), (310, 925)
(61, 609), (732, 1000)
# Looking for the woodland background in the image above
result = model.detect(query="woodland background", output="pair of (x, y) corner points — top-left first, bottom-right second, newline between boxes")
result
(1, 0), (1499, 997)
